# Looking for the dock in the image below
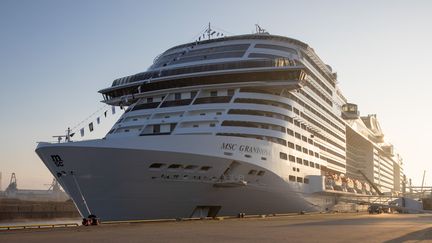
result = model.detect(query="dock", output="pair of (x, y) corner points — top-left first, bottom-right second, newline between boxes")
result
(1, 213), (431, 242)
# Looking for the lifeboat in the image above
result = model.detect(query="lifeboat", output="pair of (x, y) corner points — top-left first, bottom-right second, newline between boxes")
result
(332, 174), (343, 191)
(354, 180), (363, 193)
(363, 183), (371, 195)
(343, 177), (356, 193)
(325, 176), (334, 190)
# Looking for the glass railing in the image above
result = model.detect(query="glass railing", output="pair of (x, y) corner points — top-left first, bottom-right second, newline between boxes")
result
(112, 58), (300, 87)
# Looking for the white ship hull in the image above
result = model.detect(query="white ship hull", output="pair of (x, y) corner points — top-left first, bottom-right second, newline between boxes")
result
(36, 135), (336, 221)
(35, 33), (398, 221)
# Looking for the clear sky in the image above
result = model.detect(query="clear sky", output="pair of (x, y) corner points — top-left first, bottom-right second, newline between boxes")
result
(0, 0), (431, 189)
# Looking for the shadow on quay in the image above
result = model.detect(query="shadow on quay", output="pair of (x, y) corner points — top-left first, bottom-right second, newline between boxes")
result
(384, 227), (432, 242)
(276, 218), (424, 227)
(272, 215), (432, 227)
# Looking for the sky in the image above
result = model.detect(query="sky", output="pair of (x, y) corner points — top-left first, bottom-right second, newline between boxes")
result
(0, 0), (431, 189)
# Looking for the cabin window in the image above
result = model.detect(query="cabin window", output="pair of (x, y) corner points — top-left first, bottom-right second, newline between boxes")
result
(168, 164), (182, 169)
(280, 152), (288, 160)
(289, 175), (296, 181)
(149, 163), (164, 168)
(289, 155), (295, 162)
(200, 166), (212, 171)
(287, 129), (294, 136)
(184, 165), (198, 170)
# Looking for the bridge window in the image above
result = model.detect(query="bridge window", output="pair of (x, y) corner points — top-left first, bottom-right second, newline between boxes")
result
(174, 93), (181, 100)
(227, 89), (235, 96)
(254, 44), (297, 55)
(153, 125), (160, 133)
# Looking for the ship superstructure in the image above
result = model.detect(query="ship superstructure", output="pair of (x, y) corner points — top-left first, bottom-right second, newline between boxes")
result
(36, 29), (406, 220)
(343, 104), (406, 194)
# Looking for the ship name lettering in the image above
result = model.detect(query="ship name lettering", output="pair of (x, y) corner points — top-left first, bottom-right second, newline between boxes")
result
(239, 145), (269, 156)
(51, 155), (64, 167)
(221, 143), (237, 150)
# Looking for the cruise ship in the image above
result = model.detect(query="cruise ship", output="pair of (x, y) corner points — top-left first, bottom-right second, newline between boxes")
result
(36, 27), (406, 221)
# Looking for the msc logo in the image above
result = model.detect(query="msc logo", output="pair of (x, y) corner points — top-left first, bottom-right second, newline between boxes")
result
(50, 155), (64, 167)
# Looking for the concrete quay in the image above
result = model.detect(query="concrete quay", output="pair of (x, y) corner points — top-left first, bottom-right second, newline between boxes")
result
(1, 213), (431, 242)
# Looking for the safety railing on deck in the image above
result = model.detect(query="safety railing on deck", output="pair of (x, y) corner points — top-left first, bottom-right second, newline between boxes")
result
(0, 223), (79, 231)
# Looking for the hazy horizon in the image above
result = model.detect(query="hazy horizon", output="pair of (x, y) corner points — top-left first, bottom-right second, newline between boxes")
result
(1, 0), (431, 190)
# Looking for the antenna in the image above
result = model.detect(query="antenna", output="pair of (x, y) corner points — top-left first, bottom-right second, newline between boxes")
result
(52, 127), (74, 143)
(205, 22), (217, 40)
(207, 22), (211, 40)
(199, 22), (224, 42)
(255, 24), (269, 34)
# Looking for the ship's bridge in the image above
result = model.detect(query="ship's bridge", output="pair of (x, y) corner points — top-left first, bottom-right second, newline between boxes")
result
(99, 34), (334, 106)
